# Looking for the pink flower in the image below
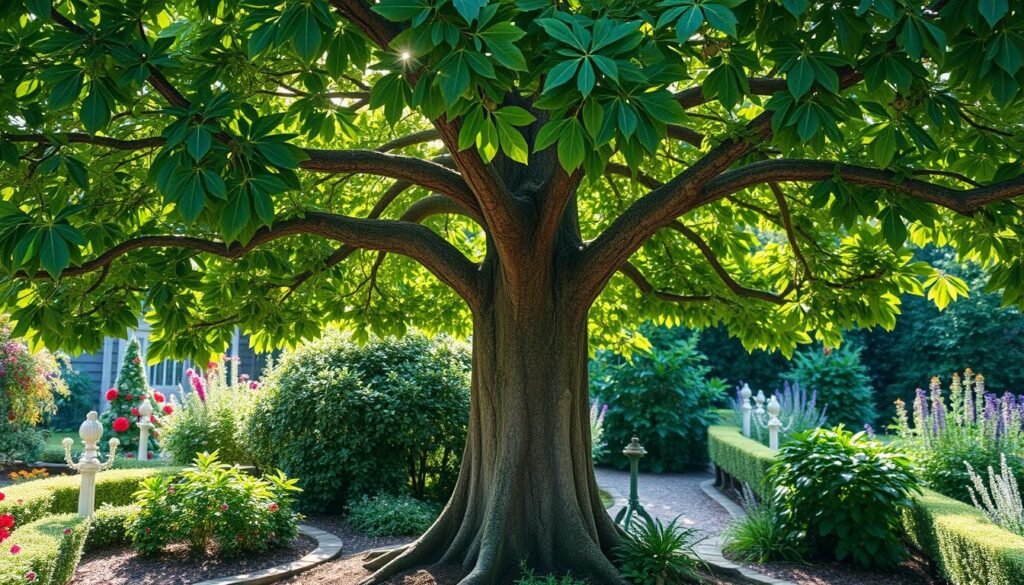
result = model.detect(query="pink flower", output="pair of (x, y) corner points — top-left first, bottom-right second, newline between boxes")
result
(125, 394), (133, 401)
(132, 356), (141, 365)
(25, 571), (35, 581)
(268, 503), (278, 512)
(131, 407), (140, 416)
(240, 374), (249, 382)
(10, 545), (20, 554)
(147, 453), (153, 460)
(249, 382), (259, 390)
(126, 453), (133, 459)
(220, 504), (229, 512)
(63, 528), (71, 535)
(207, 361), (218, 370)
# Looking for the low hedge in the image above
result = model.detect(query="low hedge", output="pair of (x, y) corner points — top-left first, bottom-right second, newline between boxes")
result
(0, 514), (90, 585)
(0, 468), (178, 525)
(901, 488), (1024, 585)
(706, 421), (1024, 585)
(85, 504), (137, 552)
(706, 424), (775, 494)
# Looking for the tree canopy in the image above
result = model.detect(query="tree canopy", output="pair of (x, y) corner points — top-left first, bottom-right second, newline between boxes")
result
(0, 0), (1022, 360)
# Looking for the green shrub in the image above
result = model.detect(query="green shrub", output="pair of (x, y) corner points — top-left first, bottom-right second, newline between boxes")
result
(161, 358), (254, 465)
(47, 365), (95, 431)
(591, 329), (723, 472)
(127, 452), (301, 556)
(85, 504), (137, 551)
(781, 345), (876, 428)
(722, 487), (803, 563)
(768, 427), (919, 568)
(0, 467), (178, 526)
(0, 514), (89, 585)
(614, 518), (706, 585)
(347, 494), (439, 537)
(244, 331), (470, 511)
(706, 425), (775, 494)
(0, 426), (45, 465)
(901, 488), (1024, 585)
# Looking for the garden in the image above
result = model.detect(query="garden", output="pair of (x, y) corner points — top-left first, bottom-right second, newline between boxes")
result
(1, 0), (1024, 584)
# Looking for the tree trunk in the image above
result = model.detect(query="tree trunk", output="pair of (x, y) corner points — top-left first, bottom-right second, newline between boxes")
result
(360, 267), (625, 585)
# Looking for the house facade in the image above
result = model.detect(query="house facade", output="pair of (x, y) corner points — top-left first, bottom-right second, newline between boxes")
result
(69, 318), (270, 411)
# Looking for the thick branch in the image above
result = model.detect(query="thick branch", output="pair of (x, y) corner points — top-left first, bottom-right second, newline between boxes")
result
(618, 262), (714, 304)
(769, 183), (813, 278)
(705, 159), (1024, 215)
(674, 77), (786, 109)
(376, 129), (442, 153)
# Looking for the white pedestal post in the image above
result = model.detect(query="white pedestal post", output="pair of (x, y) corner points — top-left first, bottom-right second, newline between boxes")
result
(137, 400), (154, 460)
(63, 411), (119, 518)
(740, 384), (753, 437)
(767, 395), (782, 451)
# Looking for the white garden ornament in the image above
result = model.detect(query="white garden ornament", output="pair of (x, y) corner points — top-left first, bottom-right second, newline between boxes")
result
(62, 411), (119, 518)
(136, 399), (154, 461)
(738, 387), (794, 450)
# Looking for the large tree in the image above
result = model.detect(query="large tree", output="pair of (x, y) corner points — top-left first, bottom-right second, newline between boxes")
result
(0, 0), (1023, 582)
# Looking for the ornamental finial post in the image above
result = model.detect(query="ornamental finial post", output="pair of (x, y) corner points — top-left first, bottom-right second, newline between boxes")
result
(64, 411), (119, 518)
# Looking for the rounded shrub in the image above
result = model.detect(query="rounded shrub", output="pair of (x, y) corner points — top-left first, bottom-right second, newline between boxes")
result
(591, 328), (724, 472)
(781, 345), (876, 428)
(243, 331), (470, 512)
(347, 494), (439, 536)
(767, 426), (919, 568)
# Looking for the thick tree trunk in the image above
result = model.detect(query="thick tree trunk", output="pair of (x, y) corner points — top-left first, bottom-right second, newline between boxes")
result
(360, 270), (624, 585)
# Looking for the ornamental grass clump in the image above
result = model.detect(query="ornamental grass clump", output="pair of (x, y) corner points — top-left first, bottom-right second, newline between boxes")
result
(768, 426), (919, 568)
(722, 485), (803, 563)
(894, 369), (1024, 502)
(965, 453), (1024, 537)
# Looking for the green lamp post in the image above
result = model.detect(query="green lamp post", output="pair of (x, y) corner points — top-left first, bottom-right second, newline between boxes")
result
(614, 436), (653, 527)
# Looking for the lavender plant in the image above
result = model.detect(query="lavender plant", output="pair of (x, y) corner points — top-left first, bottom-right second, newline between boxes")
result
(965, 453), (1024, 537)
(893, 369), (1024, 502)
(732, 382), (828, 447)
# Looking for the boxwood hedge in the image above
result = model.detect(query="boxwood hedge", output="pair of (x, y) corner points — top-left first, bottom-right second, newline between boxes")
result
(0, 514), (89, 585)
(706, 424), (775, 494)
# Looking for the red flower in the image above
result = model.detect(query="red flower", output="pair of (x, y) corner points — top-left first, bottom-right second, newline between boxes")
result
(150, 416), (157, 424)
(249, 382), (259, 390)
(125, 394), (133, 401)
(0, 528), (9, 542)
(268, 503), (278, 512)
(153, 392), (165, 403)
(162, 405), (173, 415)
(0, 491), (5, 503)
(220, 504), (228, 512)
(112, 417), (130, 433)
(147, 453), (153, 460)
(132, 356), (141, 365)
(130, 407), (140, 416)
(63, 528), (71, 536)
(105, 388), (118, 401)
(10, 545), (20, 554)
(0, 514), (13, 529)
(126, 453), (133, 459)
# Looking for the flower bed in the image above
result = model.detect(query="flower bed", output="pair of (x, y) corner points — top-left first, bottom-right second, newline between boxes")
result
(708, 422), (1024, 585)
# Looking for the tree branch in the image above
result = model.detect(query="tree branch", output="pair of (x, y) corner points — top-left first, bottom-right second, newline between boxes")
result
(769, 183), (813, 278)
(618, 262), (715, 304)
(674, 77), (786, 109)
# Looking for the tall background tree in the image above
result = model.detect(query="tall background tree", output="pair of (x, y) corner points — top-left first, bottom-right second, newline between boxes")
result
(0, 0), (1023, 582)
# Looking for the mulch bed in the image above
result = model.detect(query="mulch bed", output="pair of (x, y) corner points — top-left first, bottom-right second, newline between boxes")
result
(71, 535), (317, 585)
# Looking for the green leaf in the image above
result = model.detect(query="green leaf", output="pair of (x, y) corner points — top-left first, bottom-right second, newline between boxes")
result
(256, 142), (306, 169)
(577, 59), (596, 97)
(186, 126), (213, 161)
(537, 18), (585, 51)
(701, 4), (737, 37)
(26, 0), (50, 18)
(372, 0), (424, 21)
(879, 207), (907, 249)
(487, 40), (527, 71)
(925, 271), (969, 310)
(178, 174), (206, 222)
(534, 119), (568, 151)
(978, 0), (1009, 27)
(496, 118), (529, 164)
(557, 119), (586, 170)
(493, 106), (535, 126)
(871, 125), (898, 168)
(782, 0), (808, 17)
(48, 70), (84, 109)
(248, 22), (278, 59)
(543, 60), (580, 93)
(80, 87), (110, 134)
(788, 57), (815, 99)
(453, 0), (486, 23)
(221, 194), (252, 241)
(440, 54), (471, 104)
(252, 188), (275, 225)
(674, 7), (704, 43)
(39, 226), (69, 278)
(293, 8), (323, 62)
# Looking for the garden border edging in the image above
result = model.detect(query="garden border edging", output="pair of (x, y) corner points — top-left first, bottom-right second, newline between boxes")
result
(192, 524), (343, 585)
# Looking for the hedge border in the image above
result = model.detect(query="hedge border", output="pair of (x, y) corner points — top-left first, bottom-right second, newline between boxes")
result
(706, 422), (1024, 585)
(0, 514), (89, 585)
(706, 424), (775, 495)
(0, 467), (179, 526)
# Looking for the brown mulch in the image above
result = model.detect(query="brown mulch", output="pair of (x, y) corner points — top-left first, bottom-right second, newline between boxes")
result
(70, 535), (317, 585)
(732, 551), (944, 585)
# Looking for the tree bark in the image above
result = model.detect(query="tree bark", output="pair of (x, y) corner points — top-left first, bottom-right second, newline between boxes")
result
(360, 264), (625, 585)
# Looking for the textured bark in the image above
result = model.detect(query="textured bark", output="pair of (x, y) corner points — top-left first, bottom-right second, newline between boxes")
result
(360, 262), (624, 585)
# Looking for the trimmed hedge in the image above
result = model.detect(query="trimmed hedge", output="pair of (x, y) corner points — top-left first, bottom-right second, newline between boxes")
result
(84, 504), (136, 552)
(0, 514), (89, 585)
(707, 424), (775, 494)
(902, 488), (1024, 585)
(0, 467), (178, 525)
(707, 421), (1024, 585)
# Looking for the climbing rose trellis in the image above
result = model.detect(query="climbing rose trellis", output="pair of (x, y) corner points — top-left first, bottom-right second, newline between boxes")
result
(0, 322), (67, 426)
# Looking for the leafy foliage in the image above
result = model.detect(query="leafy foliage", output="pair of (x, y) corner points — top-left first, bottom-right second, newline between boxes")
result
(243, 331), (470, 511)
(722, 485), (803, 563)
(767, 426), (920, 568)
(346, 494), (440, 537)
(513, 567), (589, 585)
(614, 517), (706, 585)
(781, 345), (876, 428)
(127, 451), (301, 556)
(591, 328), (724, 472)
(47, 362), (95, 431)
(0, 425), (44, 465)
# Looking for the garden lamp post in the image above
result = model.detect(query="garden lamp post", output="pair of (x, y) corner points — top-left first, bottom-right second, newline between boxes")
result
(614, 436), (653, 527)
(62, 411), (119, 518)
(740, 383), (753, 438)
(136, 399), (154, 460)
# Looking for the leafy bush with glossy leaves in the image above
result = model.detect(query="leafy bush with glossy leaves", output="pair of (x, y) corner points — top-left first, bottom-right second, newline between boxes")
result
(591, 328), (724, 472)
(347, 494), (439, 537)
(614, 517), (706, 585)
(127, 452), (301, 556)
(782, 345), (876, 428)
(244, 331), (470, 511)
(767, 426), (919, 568)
